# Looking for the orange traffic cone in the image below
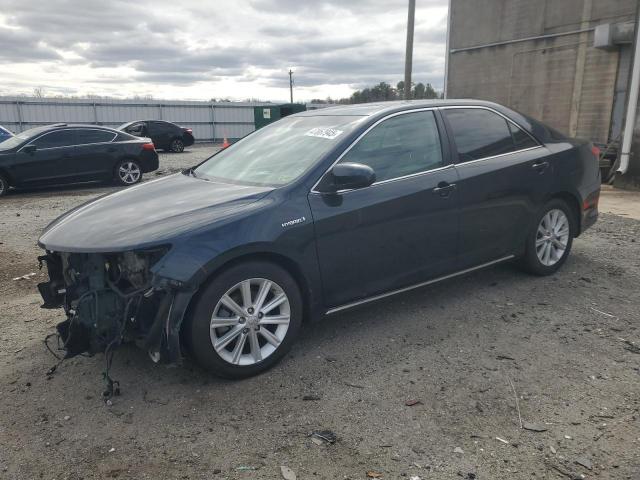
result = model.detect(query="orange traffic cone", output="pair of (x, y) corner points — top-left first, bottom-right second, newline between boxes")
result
(222, 137), (230, 149)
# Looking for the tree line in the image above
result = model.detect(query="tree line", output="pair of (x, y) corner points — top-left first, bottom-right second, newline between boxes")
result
(311, 81), (442, 105)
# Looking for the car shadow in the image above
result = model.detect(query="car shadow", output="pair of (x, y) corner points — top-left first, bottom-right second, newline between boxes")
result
(5, 181), (118, 199)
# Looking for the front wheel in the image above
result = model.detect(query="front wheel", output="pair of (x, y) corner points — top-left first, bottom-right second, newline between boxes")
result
(114, 159), (142, 186)
(518, 199), (575, 275)
(185, 261), (303, 378)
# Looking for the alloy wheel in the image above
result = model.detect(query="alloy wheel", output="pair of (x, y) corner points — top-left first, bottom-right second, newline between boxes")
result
(209, 278), (291, 366)
(535, 208), (570, 266)
(171, 139), (184, 153)
(118, 162), (141, 184)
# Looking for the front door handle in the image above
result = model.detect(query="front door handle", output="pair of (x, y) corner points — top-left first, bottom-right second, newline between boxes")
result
(532, 161), (549, 173)
(433, 181), (457, 197)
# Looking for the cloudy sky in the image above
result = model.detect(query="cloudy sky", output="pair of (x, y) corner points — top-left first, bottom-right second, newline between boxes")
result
(0, 0), (448, 102)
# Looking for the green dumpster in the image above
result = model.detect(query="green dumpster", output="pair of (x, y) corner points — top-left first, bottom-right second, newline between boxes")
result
(254, 103), (306, 130)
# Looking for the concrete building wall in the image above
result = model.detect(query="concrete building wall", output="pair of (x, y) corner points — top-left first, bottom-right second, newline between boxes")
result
(447, 0), (637, 144)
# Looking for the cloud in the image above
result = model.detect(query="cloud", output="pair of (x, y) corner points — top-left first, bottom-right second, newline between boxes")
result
(0, 26), (62, 63)
(0, 0), (448, 100)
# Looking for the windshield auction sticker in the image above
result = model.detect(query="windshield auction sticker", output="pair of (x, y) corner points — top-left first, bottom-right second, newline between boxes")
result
(304, 128), (344, 140)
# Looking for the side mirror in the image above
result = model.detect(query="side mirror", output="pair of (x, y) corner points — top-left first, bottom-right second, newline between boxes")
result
(23, 144), (37, 154)
(329, 162), (376, 192)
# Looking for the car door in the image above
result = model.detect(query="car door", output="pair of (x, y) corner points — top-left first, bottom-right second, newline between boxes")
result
(12, 130), (77, 186)
(308, 109), (460, 309)
(148, 121), (171, 148)
(441, 107), (552, 268)
(73, 128), (119, 180)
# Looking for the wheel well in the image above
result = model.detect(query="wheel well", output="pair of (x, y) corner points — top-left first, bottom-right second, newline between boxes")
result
(185, 252), (313, 324)
(550, 192), (581, 236)
(0, 167), (12, 185)
(115, 156), (141, 167)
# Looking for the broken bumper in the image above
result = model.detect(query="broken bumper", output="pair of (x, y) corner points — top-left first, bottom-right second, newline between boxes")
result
(38, 248), (195, 363)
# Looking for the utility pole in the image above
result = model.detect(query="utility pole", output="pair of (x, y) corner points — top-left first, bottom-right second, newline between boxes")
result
(404, 0), (416, 100)
(289, 69), (294, 103)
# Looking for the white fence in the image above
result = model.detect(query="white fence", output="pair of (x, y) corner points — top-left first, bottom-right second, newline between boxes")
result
(0, 97), (270, 141)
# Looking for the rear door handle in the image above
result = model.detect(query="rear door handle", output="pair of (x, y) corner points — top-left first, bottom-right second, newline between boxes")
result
(433, 181), (456, 197)
(532, 161), (549, 172)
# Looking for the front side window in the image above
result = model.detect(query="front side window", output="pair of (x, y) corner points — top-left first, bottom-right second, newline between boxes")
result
(444, 108), (537, 162)
(195, 115), (367, 186)
(76, 129), (116, 144)
(31, 130), (74, 149)
(339, 110), (443, 182)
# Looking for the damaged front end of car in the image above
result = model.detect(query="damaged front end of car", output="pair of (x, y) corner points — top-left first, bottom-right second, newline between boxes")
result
(37, 246), (196, 396)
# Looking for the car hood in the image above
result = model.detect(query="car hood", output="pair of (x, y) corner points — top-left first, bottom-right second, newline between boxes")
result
(39, 173), (275, 252)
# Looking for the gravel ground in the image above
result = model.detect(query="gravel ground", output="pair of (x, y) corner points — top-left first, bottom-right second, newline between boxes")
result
(1, 147), (639, 479)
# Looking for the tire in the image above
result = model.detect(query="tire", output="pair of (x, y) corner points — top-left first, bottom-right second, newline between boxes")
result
(170, 138), (185, 153)
(0, 173), (8, 197)
(518, 199), (576, 276)
(185, 261), (303, 379)
(114, 159), (142, 186)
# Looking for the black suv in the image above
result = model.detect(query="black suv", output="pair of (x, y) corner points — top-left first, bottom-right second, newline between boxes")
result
(118, 120), (195, 153)
(0, 124), (159, 196)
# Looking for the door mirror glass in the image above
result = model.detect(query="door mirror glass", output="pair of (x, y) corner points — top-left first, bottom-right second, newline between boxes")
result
(23, 144), (37, 154)
(329, 162), (376, 191)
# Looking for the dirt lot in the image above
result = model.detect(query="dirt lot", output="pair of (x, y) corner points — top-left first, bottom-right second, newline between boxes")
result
(1, 145), (639, 479)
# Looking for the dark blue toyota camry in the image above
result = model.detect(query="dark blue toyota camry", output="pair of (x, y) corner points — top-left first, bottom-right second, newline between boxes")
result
(37, 100), (600, 379)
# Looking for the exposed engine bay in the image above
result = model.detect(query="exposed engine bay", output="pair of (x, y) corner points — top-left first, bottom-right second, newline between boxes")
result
(37, 247), (195, 398)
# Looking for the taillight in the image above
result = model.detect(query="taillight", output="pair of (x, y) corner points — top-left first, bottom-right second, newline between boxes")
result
(591, 144), (601, 159)
(142, 143), (155, 151)
(185, 128), (193, 134)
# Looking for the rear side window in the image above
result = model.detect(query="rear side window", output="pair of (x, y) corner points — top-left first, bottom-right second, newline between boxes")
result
(31, 130), (74, 149)
(444, 109), (537, 162)
(340, 110), (443, 182)
(76, 129), (116, 144)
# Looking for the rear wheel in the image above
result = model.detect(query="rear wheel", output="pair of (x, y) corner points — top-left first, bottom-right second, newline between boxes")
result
(0, 173), (8, 197)
(170, 138), (185, 153)
(185, 261), (302, 378)
(518, 199), (575, 275)
(114, 159), (142, 186)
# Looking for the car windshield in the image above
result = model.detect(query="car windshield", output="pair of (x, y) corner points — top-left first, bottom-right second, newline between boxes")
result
(117, 122), (133, 130)
(0, 127), (47, 151)
(194, 115), (367, 186)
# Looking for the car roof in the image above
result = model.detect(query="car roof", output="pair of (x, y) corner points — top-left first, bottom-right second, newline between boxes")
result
(293, 99), (511, 117)
(292, 99), (561, 142)
(125, 120), (175, 124)
(45, 124), (121, 133)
